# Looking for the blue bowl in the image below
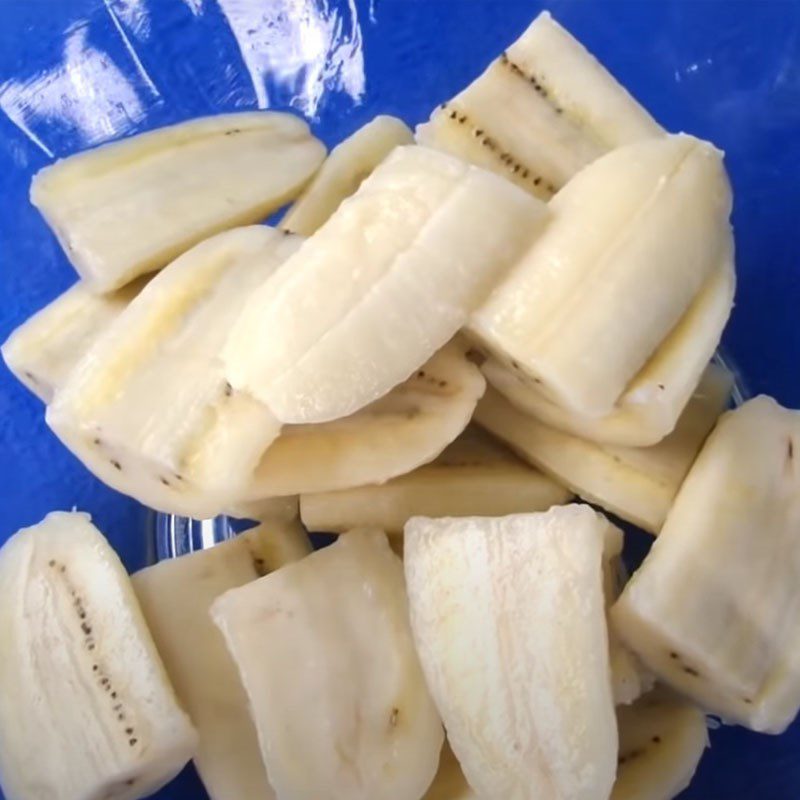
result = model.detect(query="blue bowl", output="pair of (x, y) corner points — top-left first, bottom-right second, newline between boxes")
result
(0, 1), (798, 797)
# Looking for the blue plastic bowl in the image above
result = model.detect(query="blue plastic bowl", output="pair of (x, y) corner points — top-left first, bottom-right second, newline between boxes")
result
(1, 1), (798, 797)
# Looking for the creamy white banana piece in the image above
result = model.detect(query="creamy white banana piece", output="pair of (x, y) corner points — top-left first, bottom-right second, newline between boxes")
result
(404, 506), (619, 800)
(133, 520), (311, 800)
(224, 144), (548, 425)
(31, 112), (325, 292)
(612, 397), (800, 733)
(212, 530), (444, 800)
(281, 115), (414, 235)
(0, 512), (197, 800)
(417, 11), (661, 199)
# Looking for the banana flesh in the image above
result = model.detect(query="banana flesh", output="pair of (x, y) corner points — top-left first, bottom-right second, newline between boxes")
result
(0, 512), (197, 800)
(31, 113), (325, 292)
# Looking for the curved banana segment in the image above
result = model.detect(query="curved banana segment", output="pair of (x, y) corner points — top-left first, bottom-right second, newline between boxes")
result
(224, 145), (547, 425)
(212, 530), (444, 800)
(31, 113), (325, 292)
(281, 115), (414, 235)
(417, 11), (661, 199)
(0, 512), (197, 800)
(612, 397), (800, 733)
(47, 227), (298, 519)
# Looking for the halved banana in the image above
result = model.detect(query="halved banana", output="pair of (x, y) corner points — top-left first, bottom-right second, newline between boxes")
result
(133, 520), (311, 800)
(31, 113), (325, 292)
(224, 144), (548, 425)
(299, 425), (569, 534)
(417, 11), (661, 199)
(281, 115), (414, 235)
(0, 512), (197, 800)
(211, 530), (444, 800)
(612, 397), (800, 733)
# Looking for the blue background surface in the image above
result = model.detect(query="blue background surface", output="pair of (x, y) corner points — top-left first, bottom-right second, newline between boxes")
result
(0, 0), (798, 797)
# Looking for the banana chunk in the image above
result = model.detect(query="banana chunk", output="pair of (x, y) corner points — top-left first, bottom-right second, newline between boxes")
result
(31, 113), (325, 292)
(133, 520), (311, 800)
(404, 506), (619, 800)
(417, 11), (661, 199)
(212, 530), (444, 800)
(224, 144), (548, 425)
(475, 363), (733, 534)
(612, 397), (800, 733)
(281, 115), (414, 235)
(0, 512), (197, 800)
(300, 426), (570, 534)
(47, 227), (298, 518)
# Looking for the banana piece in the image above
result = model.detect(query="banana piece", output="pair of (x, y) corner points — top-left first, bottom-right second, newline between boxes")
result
(2, 279), (144, 402)
(404, 505), (620, 800)
(0, 511), (197, 800)
(31, 113), (325, 292)
(422, 742), (477, 800)
(281, 115), (414, 235)
(469, 134), (732, 418)
(612, 397), (800, 733)
(475, 363), (733, 534)
(299, 426), (570, 534)
(417, 11), (661, 199)
(613, 689), (708, 800)
(224, 144), (548, 424)
(224, 494), (299, 523)
(211, 530), (444, 800)
(47, 226), (299, 519)
(132, 520), (311, 800)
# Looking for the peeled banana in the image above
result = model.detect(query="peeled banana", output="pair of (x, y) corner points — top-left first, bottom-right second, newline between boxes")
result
(31, 112), (325, 292)
(612, 397), (800, 733)
(224, 144), (548, 424)
(132, 520), (311, 800)
(417, 11), (661, 199)
(281, 115), (414, 235)
(47, 226), (298, 519)
(0, 512), (197, 800)
(299, 425), (570, 534)
(212, 529), (444, 800)
(475, 363), (733, 533)
(404, 505), (619, 800)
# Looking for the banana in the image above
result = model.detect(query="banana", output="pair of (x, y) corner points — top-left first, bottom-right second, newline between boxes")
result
(299, 425), (570, 534)
(417, 11), (661, 199)
(0, 511), (197, 800)
(224, 144), (548, 425)
(404, 505), (619, 800)
(132, 519), (311, 800)
(469, 134), (732, 419)
(211, 529), (444, 800)
(224, 494), (299, 523)
(281, 115), (414, 235)
(31, 113), (325, 292)
(47, 226), (299, 519)
(611, 397), (800, 733)
(613, 689), (708, 800)
(422, 742), (477, 800)
(475, 363), (733, 534)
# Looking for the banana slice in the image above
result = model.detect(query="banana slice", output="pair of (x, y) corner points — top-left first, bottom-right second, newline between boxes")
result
(612, 397), (800, 733)
(47, 226), (299, 518)
(613, 690), (708, 800)
(2, 279), (144, 402)
(132, 520), (311, 800)
(281, 115), (414, 235)
(475, 363), (733, 533)
(469, 134), (732, 418)
(224, 144), (548, 424)
(211, 530), (444, 800)
(0, 512), (197, 800)
(422, 742), (477, 800)
(417, 11), (661, 199)
(300, 426), (570, 534)
(404, 505), (619, 800)
(31, 113), (325, 292)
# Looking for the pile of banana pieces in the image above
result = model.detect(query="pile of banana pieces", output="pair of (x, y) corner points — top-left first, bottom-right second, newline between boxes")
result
(0, 11), (797, 800)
